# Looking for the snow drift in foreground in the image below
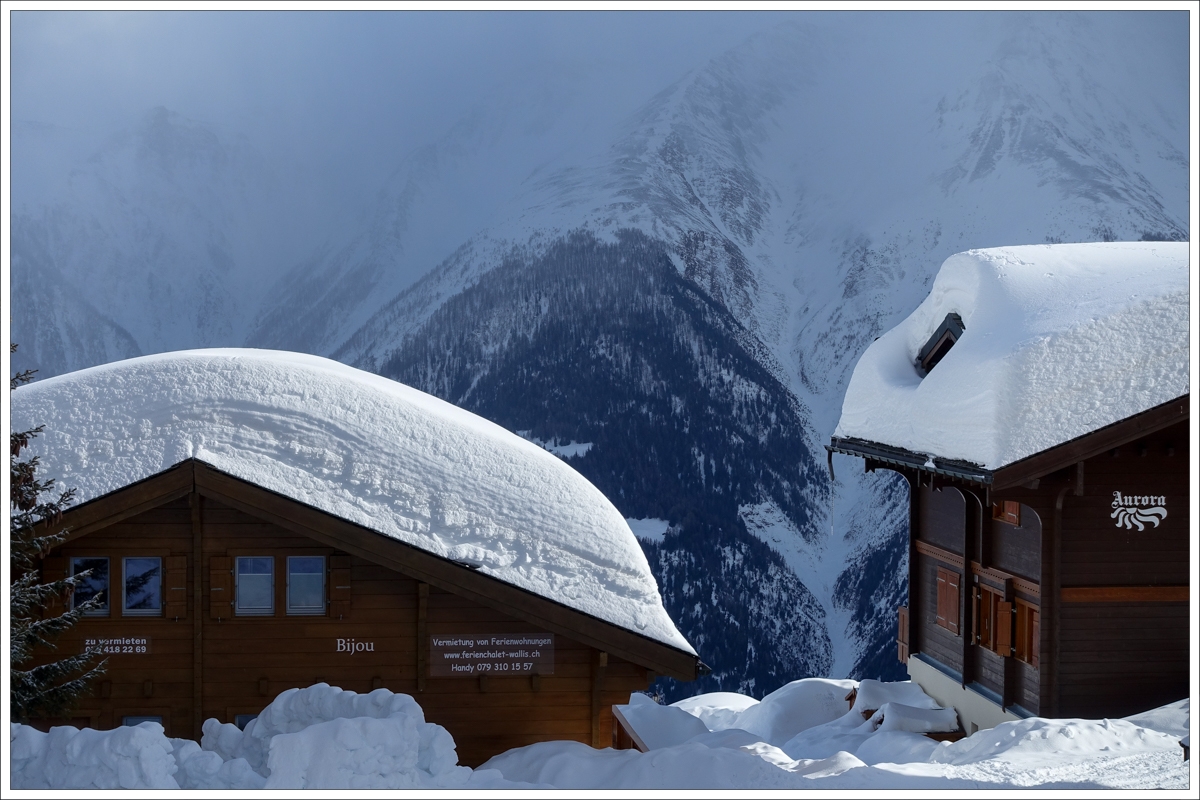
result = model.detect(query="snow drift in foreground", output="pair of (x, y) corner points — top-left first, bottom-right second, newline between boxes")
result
(9, 349), (692, 654)
(835, 242), (1189, 470)
(11, 681), (1189, 790)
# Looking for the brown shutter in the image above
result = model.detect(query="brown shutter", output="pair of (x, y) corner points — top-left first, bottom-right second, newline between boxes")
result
(165, 555), (188, 619)
(896, 606), (909, 663)
(210, 556), (232, 620)
(1030, 609), (1040, 668)
(971, 584), (980, 645)
(329, 555), (352, 619)
(995, 601), (1013, 656)
(935, 568), (948, 629)
(946, 571), (960, 635)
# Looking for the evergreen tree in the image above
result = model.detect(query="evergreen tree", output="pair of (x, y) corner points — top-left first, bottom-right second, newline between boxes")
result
(10, 344), (106, 722)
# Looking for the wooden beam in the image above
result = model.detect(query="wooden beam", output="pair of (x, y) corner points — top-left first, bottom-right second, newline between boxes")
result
(417, 583), (429, 693)
(191, 462), (699, 681)
(992, 395), (1188, 490)
(1061, 586), (1189, 603)
(591, 650), (608, 747)
(914, 540), (965, 569)
(191, 489), (204, 741)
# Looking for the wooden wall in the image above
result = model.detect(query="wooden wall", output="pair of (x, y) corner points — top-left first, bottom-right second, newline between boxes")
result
(1054, 421), (1189, 718)
(35, 493), (651, 766)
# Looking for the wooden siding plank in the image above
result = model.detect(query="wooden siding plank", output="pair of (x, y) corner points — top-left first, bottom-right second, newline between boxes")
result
(1060, 586), (1188, 603)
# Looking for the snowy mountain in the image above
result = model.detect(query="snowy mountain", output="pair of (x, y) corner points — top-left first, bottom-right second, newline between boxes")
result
(9, 15), (1188, 700)
(10, 108), (312, 375)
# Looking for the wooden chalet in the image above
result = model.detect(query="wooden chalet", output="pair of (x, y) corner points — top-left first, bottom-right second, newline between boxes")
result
(29, 459), (702, 766)
(17, 350), (703, 767)
(828, 243), (1191, 734)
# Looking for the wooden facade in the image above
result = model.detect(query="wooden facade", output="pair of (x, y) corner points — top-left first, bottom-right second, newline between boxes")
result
(831, 395), (1190, 726)
(29, 459), (701, 766)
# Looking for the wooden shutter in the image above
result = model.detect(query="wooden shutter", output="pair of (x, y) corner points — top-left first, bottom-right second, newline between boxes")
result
(935, 568), (948, 629)
(946, 571), (960, 635)
(971, 584), (980, 645)
(329, 555), (352, 619)
(165, 556), (188, 619)
(42, 556), (68, 615)
(210, 556), (232, 620)
(995, 601), (1014, 656)
(896, 606), (909, 663)
(1030, 609), (1040, 668)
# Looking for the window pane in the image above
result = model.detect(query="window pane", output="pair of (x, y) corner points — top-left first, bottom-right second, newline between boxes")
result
(124, 557), (162, 613)
(237, 557), (273, 613)
(289, 556), (324, 613)
(71, 557), (109, 613)
(123, 716), (163, 727)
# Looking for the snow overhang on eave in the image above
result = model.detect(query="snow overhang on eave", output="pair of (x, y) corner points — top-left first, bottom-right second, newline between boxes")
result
(827, 436), (993, 486)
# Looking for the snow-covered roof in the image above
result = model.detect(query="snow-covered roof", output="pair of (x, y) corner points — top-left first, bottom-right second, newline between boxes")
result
(11, 349), (694, 655)
(834, 242), (1189, 471)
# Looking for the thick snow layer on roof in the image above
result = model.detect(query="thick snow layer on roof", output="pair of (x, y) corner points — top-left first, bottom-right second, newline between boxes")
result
(10, 349), (693, 654)
(834, 243), (1189, 470)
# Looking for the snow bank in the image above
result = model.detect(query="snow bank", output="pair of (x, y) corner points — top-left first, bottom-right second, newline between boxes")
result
(11, 684), (525, 790)
(12, 682), (1189, 790)
(10, 349), (692, 654)
(835, 242), (1189, 469)
(10, 721), (180, 790)
(199, 683), (471, 788)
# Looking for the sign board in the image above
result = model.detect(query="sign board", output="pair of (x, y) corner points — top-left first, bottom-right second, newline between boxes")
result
(429, 633), (554, 677)
(84, 636), (150, 655)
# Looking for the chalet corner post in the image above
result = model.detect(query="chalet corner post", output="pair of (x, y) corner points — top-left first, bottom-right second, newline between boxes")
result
(190, 490), (204, 741)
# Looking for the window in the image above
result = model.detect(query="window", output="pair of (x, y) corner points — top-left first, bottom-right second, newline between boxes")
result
(123, 715), (163, 727)
(234, 714), (259, 731)
(935, 567), (960, 635)
(1014, 599), (1040, 667)
(287, 556), (325, 615)
(973, 582), (1013, 656)
(992, 500), (1021, 526)
(123, 557), (162, 616)
(236, 557), (274, 615)
(71, 557), (110, 615)
(916, 313), (965, 375)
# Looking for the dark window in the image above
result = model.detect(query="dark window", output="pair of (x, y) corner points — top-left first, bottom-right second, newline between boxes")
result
(234, 714), (259, 731)
(935, 567), (960, 635)
(123, 557), (162, 616)
(287, 556), (325, 615)
(917, 313), (965, 375)
(236, 557), (274, 615)
(122, 716), (163, 727)
(71, 557), (110, 615)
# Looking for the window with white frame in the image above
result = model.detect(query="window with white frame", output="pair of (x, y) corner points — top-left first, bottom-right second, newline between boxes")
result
(71, 557), (110, 615)
(287, 556), (325, 615)
(235, 557), (274, 615)
(123, 557), (162, 616)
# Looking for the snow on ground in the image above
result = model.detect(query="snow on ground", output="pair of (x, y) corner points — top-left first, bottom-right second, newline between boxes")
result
(9, 350), (692, 654)
(835, 242), (1189, 470)
(13, 681), (1188, 790)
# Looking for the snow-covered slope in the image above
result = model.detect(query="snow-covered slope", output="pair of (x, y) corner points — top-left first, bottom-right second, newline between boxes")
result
(10, 350), (693, 654)
(10, 108), (312, 367)
(836, 242), (1190, 468)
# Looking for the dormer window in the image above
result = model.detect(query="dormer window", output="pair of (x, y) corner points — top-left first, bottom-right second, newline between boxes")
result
(917, 313), (965, 376)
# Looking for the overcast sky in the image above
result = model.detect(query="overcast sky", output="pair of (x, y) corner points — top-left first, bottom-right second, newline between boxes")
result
(7, 9), (1189, 228)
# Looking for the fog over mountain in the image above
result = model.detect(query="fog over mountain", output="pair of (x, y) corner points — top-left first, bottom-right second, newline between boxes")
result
(8, 11), (1189, 699)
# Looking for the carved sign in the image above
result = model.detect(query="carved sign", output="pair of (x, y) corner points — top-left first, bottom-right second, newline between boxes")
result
(1111, 491), (1168, 530)
(429, 633), (555, 677)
